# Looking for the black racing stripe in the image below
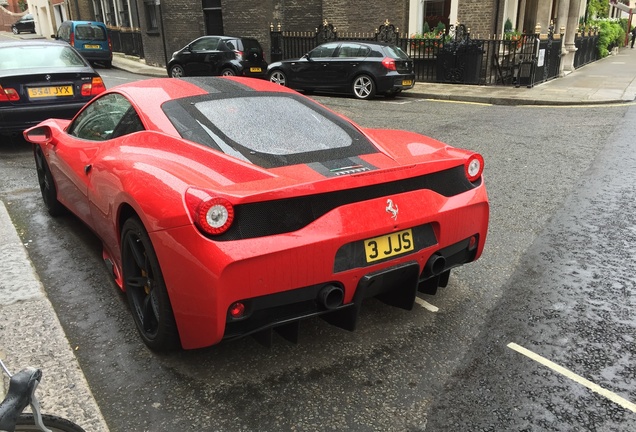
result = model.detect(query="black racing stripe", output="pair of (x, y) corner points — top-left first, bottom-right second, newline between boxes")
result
(209, 165), (479, 241)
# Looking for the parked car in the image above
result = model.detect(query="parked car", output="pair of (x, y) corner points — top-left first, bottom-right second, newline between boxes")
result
(11, 14), (35, 35)
(0, 40), (106, 136)
(23, 76), (488, 351)
(268, 41), (415, 99)
(167, 36), (268, 78)
(55, 21), (113, 68)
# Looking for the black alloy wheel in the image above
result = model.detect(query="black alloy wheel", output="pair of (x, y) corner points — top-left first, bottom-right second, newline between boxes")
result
(34, 147), (64, 216)
(121, 217), (180, 351)
(169, 64), (185, 77)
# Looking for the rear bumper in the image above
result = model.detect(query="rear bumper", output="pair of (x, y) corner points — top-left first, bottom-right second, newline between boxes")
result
(151, 182), (489, 349)
(77, 50), (112, 62)
(0, 102), (86, 134)
(376, 73), (416, 94)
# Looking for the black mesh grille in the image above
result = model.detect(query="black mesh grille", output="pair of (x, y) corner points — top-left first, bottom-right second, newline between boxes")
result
(213, 165), (477, 241)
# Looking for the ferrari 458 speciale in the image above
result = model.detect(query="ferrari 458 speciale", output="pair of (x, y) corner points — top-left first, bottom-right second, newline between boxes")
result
(24, 77), (489, 351)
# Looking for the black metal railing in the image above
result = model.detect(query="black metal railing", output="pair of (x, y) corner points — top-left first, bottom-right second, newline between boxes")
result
(108, 27), (144, 58)
(270, 21), (586, 87)
(574, 33), (600, 68)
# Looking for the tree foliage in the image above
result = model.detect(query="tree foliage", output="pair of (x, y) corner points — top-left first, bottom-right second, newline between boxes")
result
(587, 0), (609, 20)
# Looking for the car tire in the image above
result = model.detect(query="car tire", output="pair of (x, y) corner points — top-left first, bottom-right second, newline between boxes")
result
(221, 68), (236, 76)
(268, 70), (287, 86)
(34, 146), (65, 217)
(169, 64), (185, 78)
(121, 217), (181, 351)
(104, 60), (112, 69)
(352, 74), (376, 100)
(12, 27), (19, 35)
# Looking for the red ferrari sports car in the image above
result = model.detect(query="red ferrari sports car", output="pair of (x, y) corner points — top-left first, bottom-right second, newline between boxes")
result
(24, 77), (489, 351)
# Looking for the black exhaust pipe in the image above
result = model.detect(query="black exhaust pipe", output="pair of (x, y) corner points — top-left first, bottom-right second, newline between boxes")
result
(425, 253), (446, 277)
(317, 284), (344, 310)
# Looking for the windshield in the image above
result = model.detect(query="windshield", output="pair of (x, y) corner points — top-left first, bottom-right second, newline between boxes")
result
(0, 45), (87, 70)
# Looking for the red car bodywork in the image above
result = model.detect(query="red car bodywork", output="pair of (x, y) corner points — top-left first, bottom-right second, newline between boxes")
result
(25, 77), (489, 350)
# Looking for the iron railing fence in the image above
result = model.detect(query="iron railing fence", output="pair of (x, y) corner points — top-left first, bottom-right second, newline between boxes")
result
(269, 20), (603, 87)
(108, 27), (144, 58)
(574, 34), (600, 68)
(270, 30), (563, 86)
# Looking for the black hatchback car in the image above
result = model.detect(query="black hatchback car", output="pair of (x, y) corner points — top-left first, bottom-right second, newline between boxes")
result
(267, 41), (415, 99)
(11, 14), (35, 35)
(0, 40), (106, 136)
(167, 36), (268, 79)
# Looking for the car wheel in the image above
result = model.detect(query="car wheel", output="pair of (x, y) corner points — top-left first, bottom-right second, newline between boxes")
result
(352, 74), (376, 100)
(169, 64), (185, 78)
(34, 147), (65, 217)
(269, 70), (287, 86)
(121, 217), (180, 351)
(12, 27), (18, 35)
(104, 60), (112, 69)
(221, 68), (236, 76)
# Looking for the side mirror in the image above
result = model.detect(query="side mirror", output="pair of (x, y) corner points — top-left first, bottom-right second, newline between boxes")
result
(24, 126), (52, 144)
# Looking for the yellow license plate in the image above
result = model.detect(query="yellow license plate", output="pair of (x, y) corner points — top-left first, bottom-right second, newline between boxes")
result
(364, 229), (414, 263)
(402, 80), (413, 86)
(85, 44), (100, 49)
(250, 67), (262, 72)
(28, 86), (74, 99)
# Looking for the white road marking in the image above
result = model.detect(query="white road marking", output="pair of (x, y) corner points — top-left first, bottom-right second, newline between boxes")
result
(415, 297), (439, 312)
(507, 342), (636, 413)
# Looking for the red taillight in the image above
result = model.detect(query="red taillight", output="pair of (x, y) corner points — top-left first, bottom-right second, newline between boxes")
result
(81, 77), (106, 97)
(70, 32), (75, 47)
(381, 57), (397, 71)
(465, 154), (485, 182)
(108, 36), (112, 51)
(234, 50), (243, 60)
(0, 85), (19, 102)
(185, 188), (235, 235)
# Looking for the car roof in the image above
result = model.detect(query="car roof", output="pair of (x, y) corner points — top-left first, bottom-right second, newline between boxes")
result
(0, 40), (70, 49)
(62, 20), (107, 26)
(201, 35), (258, 41)
(319, 40), (395, 48)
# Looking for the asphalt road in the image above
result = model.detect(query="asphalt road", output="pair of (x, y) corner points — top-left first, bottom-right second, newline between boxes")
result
(1, 71), (635, 430)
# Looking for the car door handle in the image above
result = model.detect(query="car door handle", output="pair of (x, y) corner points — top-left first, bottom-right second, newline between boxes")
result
(84, 164), (92, 175)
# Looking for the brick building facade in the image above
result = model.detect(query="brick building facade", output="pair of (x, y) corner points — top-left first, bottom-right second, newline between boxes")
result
(85, 0), (586, 72)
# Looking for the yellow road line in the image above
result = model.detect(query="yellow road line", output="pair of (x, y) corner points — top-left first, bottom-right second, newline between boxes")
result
(414, 297), (439, 312)
(507, 342), (636, 413)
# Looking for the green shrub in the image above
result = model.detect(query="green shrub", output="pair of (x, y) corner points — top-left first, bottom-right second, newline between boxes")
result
(592, 20), (626, 57)
(504, 18), (513, 33)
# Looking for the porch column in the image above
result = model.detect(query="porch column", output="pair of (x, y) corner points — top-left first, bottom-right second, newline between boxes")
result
(555, 0), (569, 75)
(535, 0), (552, 32)
(563, 0), (583, 72)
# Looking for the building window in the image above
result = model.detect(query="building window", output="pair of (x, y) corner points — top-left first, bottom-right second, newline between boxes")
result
(144, 0), (159, 32)
(202, 0), (223, 35)
(422, 0), (450, 33)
